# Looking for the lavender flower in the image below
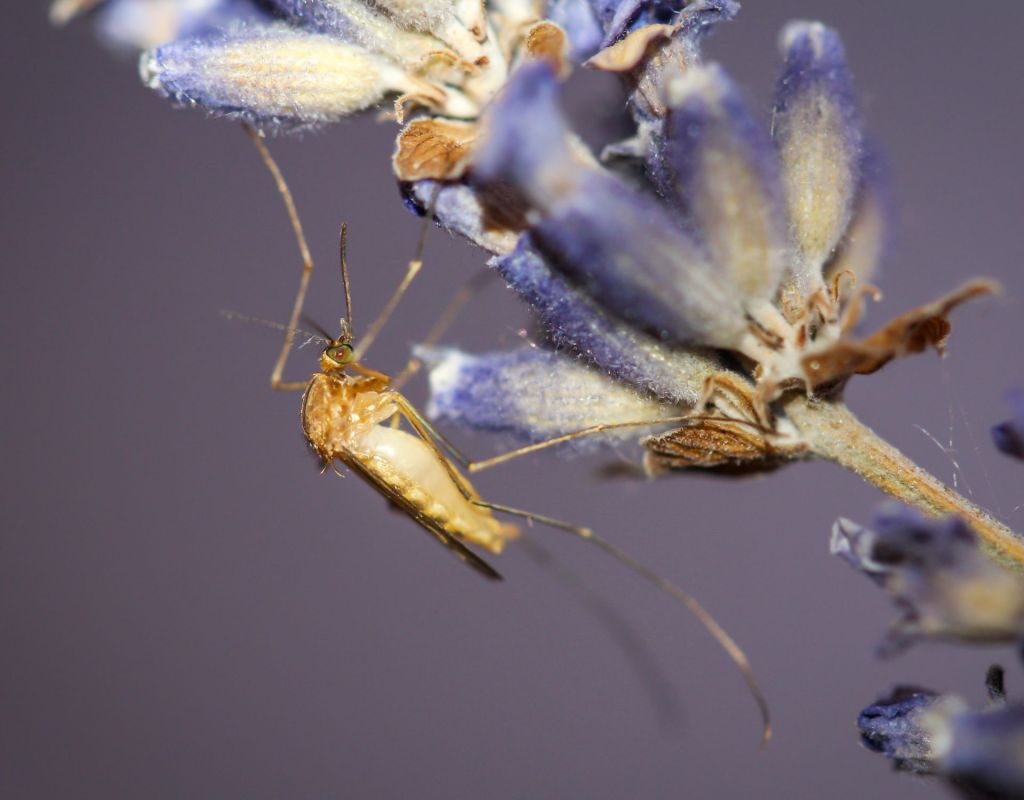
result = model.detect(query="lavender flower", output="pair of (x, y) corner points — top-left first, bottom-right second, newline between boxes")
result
(418, 346), (683, 449)
(140, 24), (459, 129)
(131, 0), (555, 130)
(832, 507), (1024, 655)
(772, 21), (861, 313)
(859, 668), (1024, 800)
(992, 390), (1024, 460)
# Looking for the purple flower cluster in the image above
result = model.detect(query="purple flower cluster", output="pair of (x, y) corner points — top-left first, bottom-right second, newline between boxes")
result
(422, 4), (904, 461)
(57, 0), (994, 469)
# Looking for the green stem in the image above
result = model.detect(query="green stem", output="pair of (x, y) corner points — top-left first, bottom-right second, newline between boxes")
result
(784, 395), (1024, 570)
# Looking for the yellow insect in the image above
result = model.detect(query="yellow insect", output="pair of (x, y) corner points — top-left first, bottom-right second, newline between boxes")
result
(296, 237), (516, 580)
(245, 127), (772, 745)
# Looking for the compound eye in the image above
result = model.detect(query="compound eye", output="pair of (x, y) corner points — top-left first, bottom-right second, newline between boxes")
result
(327, 343), (354, 365)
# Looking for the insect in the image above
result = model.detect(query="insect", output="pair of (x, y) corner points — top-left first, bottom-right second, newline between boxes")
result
(294, 229), (517, 581)
(244, 127), (772, 745)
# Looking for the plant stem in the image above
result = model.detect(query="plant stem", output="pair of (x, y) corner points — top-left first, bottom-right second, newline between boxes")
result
(784, 395), (1024, 570)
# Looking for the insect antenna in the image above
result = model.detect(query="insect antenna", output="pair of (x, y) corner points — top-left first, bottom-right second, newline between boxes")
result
(220, 309), (329, 346)
(338, 223), (354, 336)
(299, 314), (335, 343)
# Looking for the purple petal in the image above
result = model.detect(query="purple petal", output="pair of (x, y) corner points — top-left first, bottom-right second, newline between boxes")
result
(589, 0), (737, 47)
(772, 21), (863, 307)
(653, 64), (788, 304)
(824, 143), (893, 288)
(545, 0), (603, 62)
(832, 505), (1024, 654)
(493, 239), (722, 405)
(403, 179), (521, 255)
(419, 347), (679, 450)
(992, 389), (1024, 460)
(830, 517), (887, 586)
(475, 62), (749, 349)
(868, 504), (979, 565)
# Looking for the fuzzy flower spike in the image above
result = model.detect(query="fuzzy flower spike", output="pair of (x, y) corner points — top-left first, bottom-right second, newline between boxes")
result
(416, 6), (1021, 566)
(120, 0), (585, 132)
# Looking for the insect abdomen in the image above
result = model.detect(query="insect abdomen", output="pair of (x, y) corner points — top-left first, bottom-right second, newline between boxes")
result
(358, 426), (514, 554)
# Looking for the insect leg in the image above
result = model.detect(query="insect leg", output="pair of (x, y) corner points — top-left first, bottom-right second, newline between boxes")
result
(350, 187), (442, 364)
(472, 498), (772, 748)
(390, 394), (483, 501)
(399, 398), (772, 474)
(391, 269), (498, 392)
(428, 414), (700, 473)
(245, 125), (314, 392)
(394, 393), (771, 745)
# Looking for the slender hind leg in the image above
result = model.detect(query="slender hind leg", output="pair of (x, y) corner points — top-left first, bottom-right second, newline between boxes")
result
(403, 404), (769, 476)
(245, 125), (314, 392)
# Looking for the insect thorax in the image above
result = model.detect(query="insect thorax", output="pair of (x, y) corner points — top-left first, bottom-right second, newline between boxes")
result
(301, 372), (397, 457)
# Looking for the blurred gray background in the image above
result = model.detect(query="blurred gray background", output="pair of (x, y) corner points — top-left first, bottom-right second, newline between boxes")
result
(4, 2), (1024, 798)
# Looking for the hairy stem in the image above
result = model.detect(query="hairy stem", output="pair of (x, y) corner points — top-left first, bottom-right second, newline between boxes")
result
(784, 395), (1024, 569)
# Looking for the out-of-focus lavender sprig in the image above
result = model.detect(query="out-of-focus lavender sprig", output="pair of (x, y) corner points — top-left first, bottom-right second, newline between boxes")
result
(859, 667), (1024, 800)
(993, 390), (1024, 461)
(832, 506), (1024, 656)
